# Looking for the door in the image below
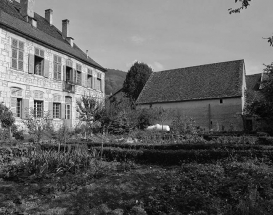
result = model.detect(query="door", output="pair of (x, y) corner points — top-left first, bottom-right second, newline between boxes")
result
(64, 96), (72, 128)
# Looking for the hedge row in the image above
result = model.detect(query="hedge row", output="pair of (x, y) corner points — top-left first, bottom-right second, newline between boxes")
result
(99, 147), (273, 165)
(87, 141), (273, 151)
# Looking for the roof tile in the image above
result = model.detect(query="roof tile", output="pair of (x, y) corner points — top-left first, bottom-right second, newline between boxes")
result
(137, 59), (245, 104)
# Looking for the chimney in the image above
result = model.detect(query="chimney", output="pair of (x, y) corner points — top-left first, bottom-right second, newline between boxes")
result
(20, 0), (35, 20)
(86, 50), (88, 59)
(62, 19), (69, 38)
(66, 37), (74, 47)
(45, 9), (53, 25)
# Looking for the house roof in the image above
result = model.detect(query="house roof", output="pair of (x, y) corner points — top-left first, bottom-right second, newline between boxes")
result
(137, 59), (245, 104)
(245, 73), (262, 101)
(0, 0), (106, 72)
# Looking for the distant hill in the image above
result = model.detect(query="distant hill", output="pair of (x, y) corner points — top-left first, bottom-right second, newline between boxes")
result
(105, 69), (127, 95)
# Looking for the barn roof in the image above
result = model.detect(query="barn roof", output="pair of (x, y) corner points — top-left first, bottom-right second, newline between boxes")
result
(137, 59), (245, 104)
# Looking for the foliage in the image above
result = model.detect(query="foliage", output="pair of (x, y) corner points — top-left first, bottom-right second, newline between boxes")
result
(76, 95), (110, 134)
(23, 108), (53, 144)
(123, 61), (153, 102)
(245, 65), (273, 134)
(143, 160), (273, 214)
(228, 0), (252, 14)
(3, 145), (97, 180)
(0, 102), (15, 139)
(100, 145), (273, 166)
(0, 102), (15, 129)
(171, 110), (203, 135)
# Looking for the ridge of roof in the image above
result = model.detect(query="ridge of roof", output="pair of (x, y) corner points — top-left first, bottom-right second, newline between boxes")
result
(156, 59), (244, 74)
(0, 0), (106, 72)
(137, 59), (245, 104)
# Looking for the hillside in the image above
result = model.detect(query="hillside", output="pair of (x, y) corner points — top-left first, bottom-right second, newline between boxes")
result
(105, 69), (127, 95)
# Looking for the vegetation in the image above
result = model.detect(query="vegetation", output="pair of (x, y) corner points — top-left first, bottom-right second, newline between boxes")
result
(22, 108), (53, 144)
(0, 102), (15, 139)
(123, 62), (153, 103)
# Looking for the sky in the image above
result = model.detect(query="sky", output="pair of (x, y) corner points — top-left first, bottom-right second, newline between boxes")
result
(33, 0), (273, 74)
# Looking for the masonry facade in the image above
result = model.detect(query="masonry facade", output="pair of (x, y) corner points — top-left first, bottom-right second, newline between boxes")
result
(0, 0), (106, 129)
(137, 60), (246, 131)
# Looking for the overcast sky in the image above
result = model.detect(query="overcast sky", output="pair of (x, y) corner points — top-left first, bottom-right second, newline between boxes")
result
(34, 0), (273, 74)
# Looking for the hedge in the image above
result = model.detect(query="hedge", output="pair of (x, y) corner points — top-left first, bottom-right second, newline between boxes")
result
(99, 147), (273, 165)
(87, 142), (273, 151)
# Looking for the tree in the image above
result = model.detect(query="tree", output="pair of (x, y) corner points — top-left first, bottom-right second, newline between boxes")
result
(0, 102), (15, 139)
(123, 62), (153, 103)
(244, 64), (273, 134)
(76, 95), (109, 135)
(229, 0), (251, 14)
(229, 0), (273, 46)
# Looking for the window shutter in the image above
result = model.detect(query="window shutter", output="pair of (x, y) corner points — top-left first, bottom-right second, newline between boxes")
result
(73, 69), (77, 83)
(48, 102), (53, 119)
(93, 76), (96, 90)
(28, 54), (34, 74)
(58, 65), (62, 80)
(61, 103), (65, 119)
(10, 97), (17, 116)
(63, 65), (66, 81)
(53, 63), (58, 79)
(44, 60), (49, 78)
(22, 99), (29, 119)
(102, 76), (105, 93)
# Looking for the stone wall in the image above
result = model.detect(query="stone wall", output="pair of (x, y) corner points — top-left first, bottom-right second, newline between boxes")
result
(0, 27), (104, 129)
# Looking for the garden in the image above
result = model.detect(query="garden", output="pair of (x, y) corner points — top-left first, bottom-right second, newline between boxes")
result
(1, 96), (273, 215)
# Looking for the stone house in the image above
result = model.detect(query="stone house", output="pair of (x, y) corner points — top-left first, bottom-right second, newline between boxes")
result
(136, 59), (246, 131)
(0, 0), (106, 129)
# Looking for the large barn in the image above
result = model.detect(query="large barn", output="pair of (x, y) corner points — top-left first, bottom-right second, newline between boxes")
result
(136, 59), (246, 131)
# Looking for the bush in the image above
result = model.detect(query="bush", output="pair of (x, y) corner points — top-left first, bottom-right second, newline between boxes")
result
(257, 137), (273, 145)
(99, 147), (273, 165)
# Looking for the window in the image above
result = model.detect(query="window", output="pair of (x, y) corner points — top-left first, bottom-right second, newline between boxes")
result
(34, 100), (43, 118)
(97, 72), (102, 91)
(53, 55), (62, 80)
(87, 68), (93, 88)
(11, 38), (24, 71)
(220, 99), (223, 104)
(53, 103), (61, 119)
(16, 98), (22, 118)
(66, 66), (73, 82)
(34, 48), (45, 76)
(76, 71), (81, 85)
(65, 104), (71, 119)
(76, 63), (82, 85)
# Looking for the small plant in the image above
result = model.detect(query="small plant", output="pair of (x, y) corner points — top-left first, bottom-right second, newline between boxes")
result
(23, 108), (53, 144)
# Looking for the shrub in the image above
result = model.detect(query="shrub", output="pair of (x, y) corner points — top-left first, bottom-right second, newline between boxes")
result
(23, 108), (53, 144)
(257, 137), (273, 145)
